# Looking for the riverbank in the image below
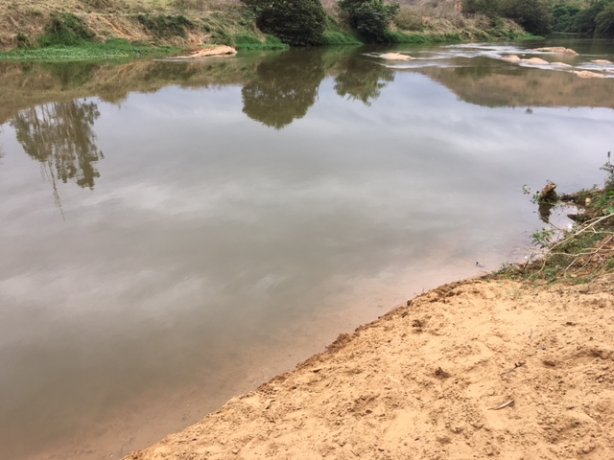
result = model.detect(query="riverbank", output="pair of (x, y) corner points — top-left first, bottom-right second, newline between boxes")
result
(128, 188), (613, 459)
(0, 0), (532, 62)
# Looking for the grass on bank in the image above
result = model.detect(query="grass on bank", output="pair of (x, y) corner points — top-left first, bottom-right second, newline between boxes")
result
(0, 39), (179, 62)
(498, 175), (614, 284)
(322, 16), (362, 46)
(231, 33), (288, 50)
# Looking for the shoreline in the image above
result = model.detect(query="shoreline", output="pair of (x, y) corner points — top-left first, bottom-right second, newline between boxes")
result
(127, 274), (613, 459)
(127, 188), (613, 459)
(0, 2), (534, 63)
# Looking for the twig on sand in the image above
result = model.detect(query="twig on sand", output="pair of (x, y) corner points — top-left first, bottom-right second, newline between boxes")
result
(489, 399), (515, 410)
(500, 361), (525, 377)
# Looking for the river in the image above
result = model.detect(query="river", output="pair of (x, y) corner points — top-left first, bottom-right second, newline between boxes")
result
(0, 40), (613, 459)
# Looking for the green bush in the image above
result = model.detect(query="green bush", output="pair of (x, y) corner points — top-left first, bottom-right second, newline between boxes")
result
(595, 3), (614, 37)
(40, 13), (95, 47)
(242, 0), (326, 46)
(339, 0), (400, 43)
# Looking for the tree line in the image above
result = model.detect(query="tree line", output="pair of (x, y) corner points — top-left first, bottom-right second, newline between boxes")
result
(242, 0), (614, 46)
(464, 0), (614, 37)
(241, 0), (399, 46)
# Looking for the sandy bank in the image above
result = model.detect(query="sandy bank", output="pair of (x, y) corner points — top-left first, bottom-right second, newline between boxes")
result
(127, 273), (613, 460)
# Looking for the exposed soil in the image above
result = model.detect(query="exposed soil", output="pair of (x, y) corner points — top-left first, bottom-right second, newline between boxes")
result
(127, 274), (613, 459)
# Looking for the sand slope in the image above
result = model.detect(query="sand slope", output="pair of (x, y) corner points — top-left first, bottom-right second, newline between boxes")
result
(128, 276), (613, 460)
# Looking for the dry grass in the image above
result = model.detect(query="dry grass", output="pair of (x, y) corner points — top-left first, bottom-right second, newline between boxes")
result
(0, 0), (243, 50)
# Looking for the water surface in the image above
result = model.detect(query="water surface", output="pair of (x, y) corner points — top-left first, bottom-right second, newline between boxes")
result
(1, 41), (613, 459)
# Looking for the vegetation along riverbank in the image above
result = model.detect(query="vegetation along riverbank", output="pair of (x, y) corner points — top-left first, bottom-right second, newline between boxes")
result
(0, 0), (553, 62)
(127, 171), (614, 459)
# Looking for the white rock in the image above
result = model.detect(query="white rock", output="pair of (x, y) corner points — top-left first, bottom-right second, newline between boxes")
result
(379, 52), (414, 61)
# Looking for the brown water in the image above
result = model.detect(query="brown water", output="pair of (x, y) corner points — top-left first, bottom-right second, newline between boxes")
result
(1, 41), (613, 460)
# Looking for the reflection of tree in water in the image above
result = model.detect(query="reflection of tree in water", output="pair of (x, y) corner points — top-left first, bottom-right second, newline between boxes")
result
(334, 55), (394, 105)
(12, 100), (103, 190)
(47, 63), (99, 89)
(242, 49), (325, 129)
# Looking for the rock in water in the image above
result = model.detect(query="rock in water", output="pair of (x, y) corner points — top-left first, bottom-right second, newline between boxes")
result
(572, 70), (606, 79)
(379, 52), (414, 61)
(539, 182), (558, 202)
(521, 57), (549, 66)
(500, 55), (521, 64)
(550, 62), (572, 68)
(534, 47), (578, 56)
(172, 46), (237, 59)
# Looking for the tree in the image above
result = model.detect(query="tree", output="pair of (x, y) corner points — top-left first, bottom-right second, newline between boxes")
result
(339, 0), (400, 43)
(551, 2), (581, 32)
(499, 0), (552, 35)
(595, 3), (614, 37)
(242, 0), (326, 46)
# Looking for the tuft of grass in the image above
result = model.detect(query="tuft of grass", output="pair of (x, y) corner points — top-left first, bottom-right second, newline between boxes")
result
(322, 31), (362, 46)
(0, 39), (179, 62)
(16, 32), (33, 49)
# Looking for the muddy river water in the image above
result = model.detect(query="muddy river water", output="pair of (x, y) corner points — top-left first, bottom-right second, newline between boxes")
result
(0, 40), (613, 459)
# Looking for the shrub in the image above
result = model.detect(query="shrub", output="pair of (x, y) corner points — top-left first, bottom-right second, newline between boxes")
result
(40, 13), (95, 46)
(339, 0), (400, 43)
(393, 7), (424, 31)
(242, 0), (326, 46)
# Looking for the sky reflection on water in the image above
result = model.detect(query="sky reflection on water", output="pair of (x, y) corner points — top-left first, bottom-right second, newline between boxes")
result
(0, 43), (613, 459)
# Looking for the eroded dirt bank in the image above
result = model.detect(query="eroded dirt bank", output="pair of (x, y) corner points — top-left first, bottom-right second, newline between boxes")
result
(128, 274), (613, 460)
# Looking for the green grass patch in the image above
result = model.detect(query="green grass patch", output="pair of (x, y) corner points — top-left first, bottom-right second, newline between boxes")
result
(385, 31), (464, 44)
(232, 33), (288, 50)
(0, 39), (179, 63)
(322, 30), (362, 46)
(322, 15), (362, 46)
(515, 33), (545, 42)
